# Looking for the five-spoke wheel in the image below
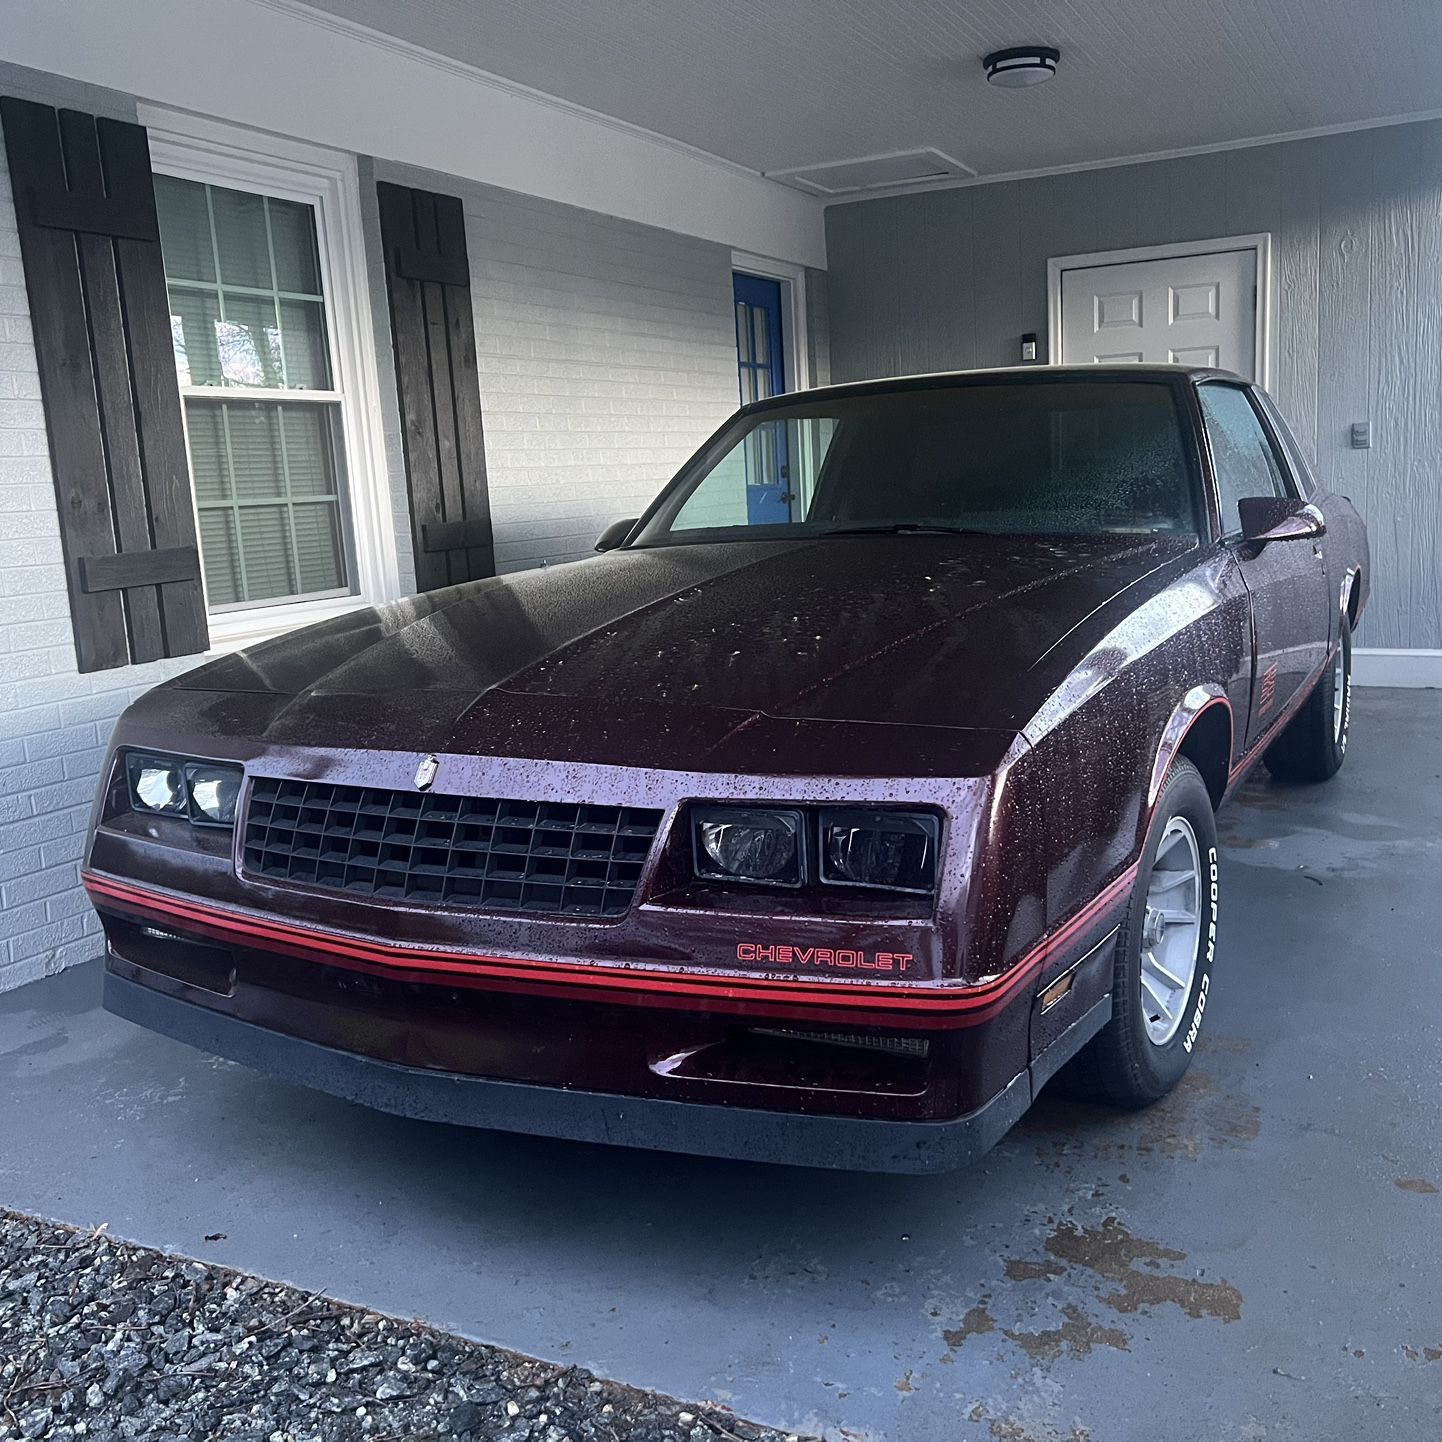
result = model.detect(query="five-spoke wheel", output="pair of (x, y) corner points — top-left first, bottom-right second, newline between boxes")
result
(1068, 756), (1217, 1107)
(1139, 817), (1203, 1046)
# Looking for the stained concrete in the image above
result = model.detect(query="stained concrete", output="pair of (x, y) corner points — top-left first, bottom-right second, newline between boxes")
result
(2, 688), (1439, 1441)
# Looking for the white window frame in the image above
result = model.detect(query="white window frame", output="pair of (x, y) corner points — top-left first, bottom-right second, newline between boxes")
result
(140, 105), (399, 651)
(1045, 233), (1274, 390)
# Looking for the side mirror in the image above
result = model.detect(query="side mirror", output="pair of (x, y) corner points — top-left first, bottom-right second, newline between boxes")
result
(1235, 496), (1326, 544)
(594, 517), (638, 552)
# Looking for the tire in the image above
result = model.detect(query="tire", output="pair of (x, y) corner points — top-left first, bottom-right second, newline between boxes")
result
(1263, 616), (1352, 783)
(1066, 757), (1218, 1109)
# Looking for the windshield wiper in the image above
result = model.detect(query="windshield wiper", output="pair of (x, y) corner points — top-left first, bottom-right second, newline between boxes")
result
(819, 522), (987, 537)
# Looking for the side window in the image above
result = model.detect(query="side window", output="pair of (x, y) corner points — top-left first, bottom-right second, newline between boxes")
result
(1196, 384), (1291, 535)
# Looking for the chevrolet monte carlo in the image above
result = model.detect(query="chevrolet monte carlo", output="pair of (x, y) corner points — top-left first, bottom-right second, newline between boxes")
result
(85, 366), (1368, 1172)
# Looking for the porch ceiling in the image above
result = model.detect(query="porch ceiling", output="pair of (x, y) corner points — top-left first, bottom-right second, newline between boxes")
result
(300, 0), (1442, 191)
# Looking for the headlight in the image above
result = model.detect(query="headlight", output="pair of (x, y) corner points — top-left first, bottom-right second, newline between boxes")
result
(123, 751), (243, 828)
(820, 810), (939, 894)
(693, 807), (804, 887)
(184, 762), (243, 826)
(127, 754), (187, 815)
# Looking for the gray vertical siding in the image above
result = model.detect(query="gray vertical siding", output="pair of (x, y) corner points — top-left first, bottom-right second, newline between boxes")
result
(825, 120), (1442, 650)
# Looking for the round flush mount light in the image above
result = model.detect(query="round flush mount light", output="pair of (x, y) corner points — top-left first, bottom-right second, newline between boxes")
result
(983, 45), (1060, 88)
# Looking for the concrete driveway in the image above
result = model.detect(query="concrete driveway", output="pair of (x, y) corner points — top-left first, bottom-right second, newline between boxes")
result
(2, 689), (1439, 1442)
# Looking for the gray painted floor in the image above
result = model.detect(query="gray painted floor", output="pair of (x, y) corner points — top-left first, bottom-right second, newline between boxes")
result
(2, 689), (1439, 1442)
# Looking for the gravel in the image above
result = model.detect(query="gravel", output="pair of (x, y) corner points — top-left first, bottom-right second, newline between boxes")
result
(0, 1210), (807, 1442)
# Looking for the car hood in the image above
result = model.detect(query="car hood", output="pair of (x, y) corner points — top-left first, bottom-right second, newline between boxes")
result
(169, 534), (1195, 762)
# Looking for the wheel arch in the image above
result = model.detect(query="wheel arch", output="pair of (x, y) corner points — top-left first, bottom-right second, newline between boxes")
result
(1341, 566), (1362, 631)
(1149, 688), (1233, 815)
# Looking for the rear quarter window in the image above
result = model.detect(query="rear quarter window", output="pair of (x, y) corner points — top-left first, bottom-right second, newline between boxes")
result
(1252, 391), (1318, 498)
(1197, 383), (1293, 535)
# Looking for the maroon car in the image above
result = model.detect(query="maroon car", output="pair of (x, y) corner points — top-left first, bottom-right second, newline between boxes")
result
(85, 366), (1368, 1172)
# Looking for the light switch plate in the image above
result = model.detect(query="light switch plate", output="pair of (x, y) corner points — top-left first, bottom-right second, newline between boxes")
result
(1351, 421), (1371, 449)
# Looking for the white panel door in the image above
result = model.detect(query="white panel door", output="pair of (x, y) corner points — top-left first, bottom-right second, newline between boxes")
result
(1058, 249), (1257, 378)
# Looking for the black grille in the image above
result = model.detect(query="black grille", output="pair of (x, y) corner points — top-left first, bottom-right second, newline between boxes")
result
(242, 779), (663, 918)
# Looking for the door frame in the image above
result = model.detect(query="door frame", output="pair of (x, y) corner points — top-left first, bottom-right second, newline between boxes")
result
(1046, 233), (1273, 388)
(731, 250), (811, 393)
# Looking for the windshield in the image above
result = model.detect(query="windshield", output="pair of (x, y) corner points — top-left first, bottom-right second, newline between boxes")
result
(635, 379), (1199, 544)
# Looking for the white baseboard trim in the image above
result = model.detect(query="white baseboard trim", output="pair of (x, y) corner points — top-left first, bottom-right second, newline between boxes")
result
(1353, 648), (1442, 688)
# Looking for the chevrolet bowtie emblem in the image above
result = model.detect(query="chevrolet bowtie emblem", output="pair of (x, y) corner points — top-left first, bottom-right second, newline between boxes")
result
(414, 754), (439, 791)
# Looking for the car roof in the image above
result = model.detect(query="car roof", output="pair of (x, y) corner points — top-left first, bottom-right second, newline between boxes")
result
(747, 363), (1251, 413)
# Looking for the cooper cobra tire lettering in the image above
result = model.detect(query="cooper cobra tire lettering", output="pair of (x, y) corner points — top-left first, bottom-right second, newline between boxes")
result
(1183, 846), (1219, 1054)
(1339, 672), (1351, 756)
(1058, 758), (1220, 1106)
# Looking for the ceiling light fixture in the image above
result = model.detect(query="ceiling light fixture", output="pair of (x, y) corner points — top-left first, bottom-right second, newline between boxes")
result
(983, 45), (1060, 88)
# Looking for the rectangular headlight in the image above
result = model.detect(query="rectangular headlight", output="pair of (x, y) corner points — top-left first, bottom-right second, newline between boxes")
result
(692, 806), (805, 888)
(820, 809), (939, 894)
(126, 753), (187, 815)
(184, 761), (243, 826)
(122, 751), (242, 828)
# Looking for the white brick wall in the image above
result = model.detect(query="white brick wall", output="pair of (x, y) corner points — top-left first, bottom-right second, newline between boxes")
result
(0, 126), (194, 992)
(473, 194), (738, 572)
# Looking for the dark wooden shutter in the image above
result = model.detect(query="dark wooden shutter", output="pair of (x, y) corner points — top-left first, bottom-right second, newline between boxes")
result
(376, 182), (495, 591)
(1, 98), (207, 672)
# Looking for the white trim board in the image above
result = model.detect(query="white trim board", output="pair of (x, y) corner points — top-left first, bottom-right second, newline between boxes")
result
(1046, 234), (1274, 389)
(1353, 649), (1442, 689)
(255, 0), (760, 181)
(2, 0), (825, 268)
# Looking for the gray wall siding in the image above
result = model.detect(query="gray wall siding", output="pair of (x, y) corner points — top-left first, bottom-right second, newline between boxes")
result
(826, 120), (1442, 650)
(372, 159), (740, 573)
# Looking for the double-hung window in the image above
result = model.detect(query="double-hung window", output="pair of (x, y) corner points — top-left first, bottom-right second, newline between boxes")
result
(146, 112), (395, 645)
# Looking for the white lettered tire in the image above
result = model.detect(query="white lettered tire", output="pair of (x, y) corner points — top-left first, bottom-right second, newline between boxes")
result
(1264, 615), (1352, 782)
(1068, 757), (1218, 1108)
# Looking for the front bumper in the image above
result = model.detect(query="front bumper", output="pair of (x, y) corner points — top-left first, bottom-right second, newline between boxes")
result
(104, 970), (1034, 1173)
(87, 864), (1121, 1170)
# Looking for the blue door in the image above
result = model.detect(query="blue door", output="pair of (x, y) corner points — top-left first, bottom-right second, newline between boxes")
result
(733, 272), (791, 524)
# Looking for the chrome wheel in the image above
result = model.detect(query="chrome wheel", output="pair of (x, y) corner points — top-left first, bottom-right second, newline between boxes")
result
(1139, 817), (1203, 1046)
(1332, 645), (1347, 744)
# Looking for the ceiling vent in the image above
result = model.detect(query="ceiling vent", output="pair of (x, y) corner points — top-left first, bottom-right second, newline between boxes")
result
(766, 148), (975, 196)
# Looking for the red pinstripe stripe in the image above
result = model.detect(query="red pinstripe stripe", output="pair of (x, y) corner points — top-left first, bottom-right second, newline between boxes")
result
(82, 865), (1136, 1025)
